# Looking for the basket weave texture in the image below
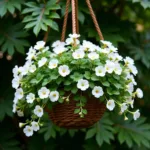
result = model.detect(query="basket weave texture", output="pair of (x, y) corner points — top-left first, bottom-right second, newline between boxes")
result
(47, 95), (106, 129)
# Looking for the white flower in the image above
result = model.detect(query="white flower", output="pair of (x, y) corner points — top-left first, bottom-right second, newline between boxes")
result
(108, 53), (122, 61)
(13, 97), (19, 104)
(65, 38), (74, 45)
(12, 103), (17, 113)
(121, 103), (128, 113)
(126, 74), (137, 85)
(133, 109), (140, 120)
(126, 82), (134, 94)
(31, 121), (40, 131)
(65, 37), (80, 45)
(19, 122), (25, 128)
(12, 77), (20, 89)
(42, 46), (49, 52)
(38, 57), (47, 67)
(72, 49), (85, 59)
(136, 88), (143, 98)
(34, 41), (45, 50)
(23, 126), (33, 137)
(100, 48), (111, 54)
(48, 59), (59, 69)
(34, 105), (43, 117)
(77, 79), (89, 91)
(88, 52), (99, 60)
(26, 93), (35, 103)
(52, 40), (65, 48)
(101, 40), (112, 47)
(17, 110), (24, 117)
(95, 66), (106, 77)
(58, 65), (70, 77)
(126, 98), (134, 108)
(82, 40), (96, 52)
(109, 45), (118, 52)
(38, 87), (50, 99)
(105, 60), (115, 73)
(114, 63), (122, 75)
(19, 60), (32, 76)
(106, 100), (115, 111)
(124, 57), (134, 65)
(19, 66), (29, 76)
(53, 45), (67, 54)
(49, 91), (59, 102)
(50, 53), (57, 58)
(12, 65), (19, 77)
(128, 64), (138, 76)
(26, 47), (36, 60)
(115, 53), (123, 61)
(29, 65), (36, 73)
(15, 88), (24, 99)
(69, 33), (80, 38)
(92, 86), (104, 98)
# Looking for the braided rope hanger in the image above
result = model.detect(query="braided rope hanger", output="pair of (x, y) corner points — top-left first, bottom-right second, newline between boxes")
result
(45, 0), (104, 42)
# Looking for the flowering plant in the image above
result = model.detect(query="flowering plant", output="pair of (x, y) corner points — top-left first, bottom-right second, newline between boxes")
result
(12, 34), (143, 137)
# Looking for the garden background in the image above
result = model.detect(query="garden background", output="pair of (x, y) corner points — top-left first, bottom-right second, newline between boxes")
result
(0, 0), (150, 149)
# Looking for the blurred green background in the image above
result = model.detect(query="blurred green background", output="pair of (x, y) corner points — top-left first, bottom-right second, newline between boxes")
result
(0, 0), (150, 149)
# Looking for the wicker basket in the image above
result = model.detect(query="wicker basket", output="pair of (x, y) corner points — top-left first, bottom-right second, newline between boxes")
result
(46, 95), (106, 129)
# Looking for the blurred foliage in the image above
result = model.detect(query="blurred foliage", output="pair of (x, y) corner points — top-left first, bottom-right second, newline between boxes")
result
(0, 0), (150, 149)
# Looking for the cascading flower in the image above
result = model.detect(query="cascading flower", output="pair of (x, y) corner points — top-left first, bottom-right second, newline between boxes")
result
(12, 34), (143, 137)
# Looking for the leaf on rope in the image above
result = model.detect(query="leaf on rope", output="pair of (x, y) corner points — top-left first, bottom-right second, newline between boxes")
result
(0, 0), (24, 17)
(85, 113), (115, 146)
(22, 1), (60, 36)
(0, 20), (29, 55)
(114, 115), (150, 148)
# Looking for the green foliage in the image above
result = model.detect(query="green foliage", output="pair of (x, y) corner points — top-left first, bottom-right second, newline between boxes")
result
(0, 123), (21, 150)
(132, 0), (150, 9)
(0, 98), (13, 121)
(0, 21), (29, 55)
(39, 120), (57, 141)
(114, 116), (150, 148)
(22, 1), (60, 36)
(0, 0), (150, 149)
(86, 113), (114, 146)
(0, 0), (23, 17)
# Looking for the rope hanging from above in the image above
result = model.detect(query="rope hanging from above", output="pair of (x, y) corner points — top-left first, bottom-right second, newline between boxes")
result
(85, 0), (104, 40)
(61, 0), (70, 41)
(61, 0), (104, 41)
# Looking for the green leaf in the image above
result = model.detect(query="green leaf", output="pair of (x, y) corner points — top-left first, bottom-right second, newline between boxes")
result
(22, 1), (60, 36)
(84, 71), (91, 80)
(0, 123), (21, 150)
(86, 113), (114, 146)
(0, 21), (29, 55)
(114, 115), (150, 148)
(102, 81), (110, 87)
(39, 121), (57, 141)
(82, 109), (87, 115)
(74, 108), (80, 114)
(71, 86), (78, 94)
(91, 74), (99, 81)
(70, 72), (83, 82)
(0, 98), (13, 121)
(0, 0), (23, 17)
(49, 12), (60, 19)
(85, 128), (96, 139)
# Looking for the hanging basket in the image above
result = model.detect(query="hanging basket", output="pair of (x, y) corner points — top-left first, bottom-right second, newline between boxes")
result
(45, 0), (107, 128)
(46, 95), (106, 128)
